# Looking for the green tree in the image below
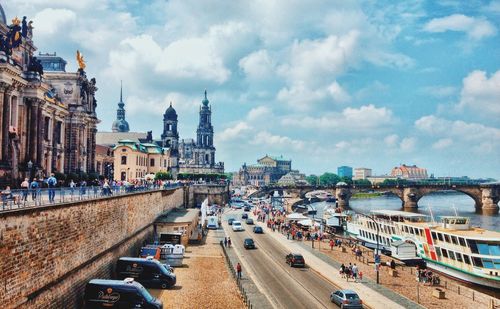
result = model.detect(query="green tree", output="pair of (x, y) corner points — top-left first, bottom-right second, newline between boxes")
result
(352, 179), (371, 186)
(319, 172), (340, 186)
(340, 176), (353, 184)
(306, 174), (319, 185)
(155, 171), (172, 181)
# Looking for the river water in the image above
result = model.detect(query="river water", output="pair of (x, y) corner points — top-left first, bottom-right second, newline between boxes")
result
(310, 192), (499, 231)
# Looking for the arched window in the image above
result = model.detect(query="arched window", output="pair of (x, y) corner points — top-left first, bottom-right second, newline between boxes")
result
(121, 156), (127, 165)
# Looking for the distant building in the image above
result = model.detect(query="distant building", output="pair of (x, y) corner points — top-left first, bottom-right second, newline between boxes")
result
(95, 145), (114, 180)
(391, 164), (428, 179)
(277, 170), (308, 186)
(233, 155), (292, 187)
(366, 175), (397, 185)
(353, 168), (372, 180)
(113, 140), (175, 181)
(337, 166), (353, 178)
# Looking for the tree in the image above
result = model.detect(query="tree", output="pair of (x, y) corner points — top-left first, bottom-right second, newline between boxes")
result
(306, 175), (319, 185)
(319, 172), (340, 186)
(155, 171), (172, 181)
(352, 179), (371, 186)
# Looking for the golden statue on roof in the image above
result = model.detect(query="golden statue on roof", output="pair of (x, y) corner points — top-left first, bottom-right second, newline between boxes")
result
(76, 50), (86, 70)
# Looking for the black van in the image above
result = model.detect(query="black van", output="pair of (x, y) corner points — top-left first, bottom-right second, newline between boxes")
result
(116, 257), (176, 289)
(84, 278), (162, 309)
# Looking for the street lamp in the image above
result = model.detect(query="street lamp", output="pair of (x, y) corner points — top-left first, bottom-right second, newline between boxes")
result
(367, 215), (380, 284)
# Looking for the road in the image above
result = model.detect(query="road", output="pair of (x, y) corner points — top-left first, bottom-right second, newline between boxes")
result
(223, 209), (340, 309)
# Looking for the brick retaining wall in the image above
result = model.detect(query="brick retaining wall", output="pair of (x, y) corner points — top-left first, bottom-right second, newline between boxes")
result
(0, 188), (184, 308)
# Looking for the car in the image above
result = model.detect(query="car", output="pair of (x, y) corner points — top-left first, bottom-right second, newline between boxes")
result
(228, 218), (235, 225)
(241, 213), (248, 219)
(245, 218), (254, 225)
(253, 226), (263, 234)
(243, 206), (251, 212)
(116, 257), (176, 289)
(243, 238), (255, 249)
(285, 253), (305, 267)
(330, 289), (363, 308)
(232, 221), (243, 231)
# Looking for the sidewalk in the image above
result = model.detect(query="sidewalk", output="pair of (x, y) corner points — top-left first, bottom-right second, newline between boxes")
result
(256, 218), (422, 309)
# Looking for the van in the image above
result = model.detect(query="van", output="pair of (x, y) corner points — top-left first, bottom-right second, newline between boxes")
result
(83, 278), (162, 309)
(207, 215), (219, 229)
(116, 257), (176, 289)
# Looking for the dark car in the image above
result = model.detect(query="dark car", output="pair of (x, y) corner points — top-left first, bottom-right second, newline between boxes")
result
(243, 206), (251, 212)
(330, 289), (363, 308)
(243, 238), (255, 249)
(285, 253), (305, 267)
(253, 226), (263, 234)
(242, 213), (249, 219)
(228, 218), (235, 225)
(84, 278), (162, 309)
(245, 218), (254, 225)
(116, 257), (176, 289)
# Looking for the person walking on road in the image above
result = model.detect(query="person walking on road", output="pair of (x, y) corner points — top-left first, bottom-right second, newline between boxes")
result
(236, 262), (242, 279)
(224, 237), (228, 247)
(352, 264), (359, 282)
(227, 237), (232, 248)
(21, 178), (29, 202)
(329, 239), (334, 250)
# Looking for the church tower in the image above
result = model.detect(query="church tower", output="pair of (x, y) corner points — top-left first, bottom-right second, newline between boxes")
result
(111, 81), (130, 132)
(161, 102), (179, 153)
(195, 90), (216, 166)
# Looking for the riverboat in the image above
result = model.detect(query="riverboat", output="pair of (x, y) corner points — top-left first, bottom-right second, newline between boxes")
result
(345, 209), (500, 289)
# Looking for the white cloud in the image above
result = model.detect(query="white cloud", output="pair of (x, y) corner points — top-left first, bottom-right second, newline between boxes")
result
(432, 138), (453, 149)
(247, 106), (272, 121)
(327, 81), (351, 103)
(400, 137), (417, 152)
(239, 50), (274, 80)
(32, 8), (76, 36)
(384, 134), (399, 147)
(423, 14), (497, 40)
(251, 131), (306, 151)
(458, 70), (500, 118)
(420, 85), (457, 98)
(217, 122), (252, 142)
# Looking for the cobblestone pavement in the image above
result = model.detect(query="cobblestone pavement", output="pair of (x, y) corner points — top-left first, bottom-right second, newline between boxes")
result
(149, 231), (245, 309)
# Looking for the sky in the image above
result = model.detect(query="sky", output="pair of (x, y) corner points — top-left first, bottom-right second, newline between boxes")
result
(4, 0), (500, 178)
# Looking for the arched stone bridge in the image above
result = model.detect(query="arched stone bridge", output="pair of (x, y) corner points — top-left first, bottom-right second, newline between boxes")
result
(252, 183), (500, 213)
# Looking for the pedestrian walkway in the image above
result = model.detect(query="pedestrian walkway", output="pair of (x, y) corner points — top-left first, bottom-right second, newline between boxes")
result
(255, 216), (423, 309)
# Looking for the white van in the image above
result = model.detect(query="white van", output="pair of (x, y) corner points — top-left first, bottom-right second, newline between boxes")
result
(207, 216), (219, 229)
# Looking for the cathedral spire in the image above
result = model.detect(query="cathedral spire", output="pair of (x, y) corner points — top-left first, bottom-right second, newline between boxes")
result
(112, 81), (130, 132)
(120, 80), (123, 103)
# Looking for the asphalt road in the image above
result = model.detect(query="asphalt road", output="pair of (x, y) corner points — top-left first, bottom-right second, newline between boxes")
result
(223, 209), (340, 309)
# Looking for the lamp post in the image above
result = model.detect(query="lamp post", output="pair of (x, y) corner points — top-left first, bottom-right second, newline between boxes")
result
(367, 214), (380, 284)
(27, 160), (33, 179)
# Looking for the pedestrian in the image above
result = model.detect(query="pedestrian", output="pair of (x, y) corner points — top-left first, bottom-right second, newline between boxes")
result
(21, 178), (29, 201)
(359, 271), (363, 281)
(236, 262), (242, 279)
(390, 259), (396, 269)
(47, 173), (57, 203)
(329, 239), (334, 250)
(30, 177), (39, 201)
(352, 263), (359, 282)
(344, 267), (351, 282)
(340, 263), (345, 278)
(224, 237), (228, 247)
(227, 237), (232, 248)
(69, 180), (76, 196)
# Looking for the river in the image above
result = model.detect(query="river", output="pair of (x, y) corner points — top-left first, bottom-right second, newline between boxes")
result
(310, 192), (499, 231)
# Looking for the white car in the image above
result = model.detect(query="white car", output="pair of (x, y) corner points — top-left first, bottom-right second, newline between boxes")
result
(232, 221), (243, 231)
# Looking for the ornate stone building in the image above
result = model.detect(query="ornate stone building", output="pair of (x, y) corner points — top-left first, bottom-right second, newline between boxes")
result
(233, 155), (292, 186)
(172, 90), (224, 174)
(0, 8), (99, 186)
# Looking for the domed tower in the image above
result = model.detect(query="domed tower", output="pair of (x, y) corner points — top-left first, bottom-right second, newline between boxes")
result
(161, 102), (179, 152)
(111, 81), (130, 132)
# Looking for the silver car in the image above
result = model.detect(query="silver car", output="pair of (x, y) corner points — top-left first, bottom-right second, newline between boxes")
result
(330, 289), (363, 308)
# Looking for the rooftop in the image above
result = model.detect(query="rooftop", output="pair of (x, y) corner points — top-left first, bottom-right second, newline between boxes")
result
(96, 132), (148, 146)
(155, 208), (199, 224)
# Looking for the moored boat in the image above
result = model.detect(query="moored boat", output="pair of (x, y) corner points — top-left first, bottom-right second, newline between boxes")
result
(345, 209), (500, 289)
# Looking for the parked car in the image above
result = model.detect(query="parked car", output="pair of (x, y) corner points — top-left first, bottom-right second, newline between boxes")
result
(243, 206), (251, 212)
(330, 289), (363, 308)
(243, 238), (255, 249)
(228, 218), (235, 225)
(116, 257), (176, 289)
(232, 221), (243, 231)
(242, 213), (248, 219)
(245, 218), (254, 225)
(285, 253), (305, 267)
(253, 226), (264, 234)
(84, 278), (162, 309)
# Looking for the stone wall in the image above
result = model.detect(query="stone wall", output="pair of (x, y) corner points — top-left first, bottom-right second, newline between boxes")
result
(0, 187), (184, 308)
(188, 184), (229, 207)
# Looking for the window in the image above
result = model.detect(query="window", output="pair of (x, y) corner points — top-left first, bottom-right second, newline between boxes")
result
(482, 259), (494, 269)
(435, 247), (441, 257)
(477, 242), (490, 255)
(456, 253), (463, 263)
(150, 158), (155, 167)
(472, 257), (483, 267)
(463, 255), (471, 265)
(451, 236), (458, 245)
(54, 121), (62, 144)
(431, 232), (437, 241)
(444, 234), (451, 243)
(448, 251), (456, 260)
(121, 156), (127, 164)
(437, 233), (444, 241)
(458, 237), (466, 247)
(43, 117), (50, 141)
(441, 249), (449, 258)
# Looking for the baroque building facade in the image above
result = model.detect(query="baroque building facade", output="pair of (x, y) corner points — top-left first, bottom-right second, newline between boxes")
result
(233, 155), (292, 187)
(0, 8), (98, 186)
